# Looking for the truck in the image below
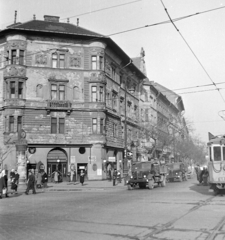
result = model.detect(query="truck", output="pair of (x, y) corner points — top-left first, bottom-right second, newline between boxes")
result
(166, 162), (188, 182)
(126, 161), (168, 190)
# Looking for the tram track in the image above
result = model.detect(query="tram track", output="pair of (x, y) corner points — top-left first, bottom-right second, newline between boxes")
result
(141, 195), (216, 240)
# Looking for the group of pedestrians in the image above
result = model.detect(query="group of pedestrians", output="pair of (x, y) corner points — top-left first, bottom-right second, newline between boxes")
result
(107, 164), (122, 186)
(0, 169), (20, 199)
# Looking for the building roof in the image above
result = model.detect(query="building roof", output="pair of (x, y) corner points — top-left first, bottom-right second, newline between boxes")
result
(0, 16), (147, 80)
(152, 82), (185, 112)
(4, 19), (105, 38)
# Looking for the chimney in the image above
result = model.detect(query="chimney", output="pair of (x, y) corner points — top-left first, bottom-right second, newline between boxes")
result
(14, 10), (17, 24)
(33, 14), (36, 20)
(67, 18), (70, 23)
(77, 18), (79, 27)
(44, 15), (60, 22)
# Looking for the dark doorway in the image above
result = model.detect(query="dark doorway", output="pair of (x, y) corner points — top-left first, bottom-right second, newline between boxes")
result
(47, 163), (67, 182)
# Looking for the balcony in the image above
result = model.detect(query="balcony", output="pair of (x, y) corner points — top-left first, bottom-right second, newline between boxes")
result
(46, 100), (72, 115)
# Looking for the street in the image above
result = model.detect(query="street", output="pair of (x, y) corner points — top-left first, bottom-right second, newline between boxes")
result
(1, 177), (225, 240)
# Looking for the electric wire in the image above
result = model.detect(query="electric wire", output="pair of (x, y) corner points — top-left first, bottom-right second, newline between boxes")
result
(160, 0), (225, 104)
(61, 0), (142, 21)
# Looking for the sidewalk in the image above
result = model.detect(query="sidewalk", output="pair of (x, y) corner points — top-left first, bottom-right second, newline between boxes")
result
(38, 180), (127, 192)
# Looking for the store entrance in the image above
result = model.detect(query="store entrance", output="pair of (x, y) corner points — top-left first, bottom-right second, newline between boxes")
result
(47, 148), (68, 182)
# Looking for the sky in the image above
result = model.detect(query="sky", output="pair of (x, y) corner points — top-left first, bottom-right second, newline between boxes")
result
(1, 0), (225, 143)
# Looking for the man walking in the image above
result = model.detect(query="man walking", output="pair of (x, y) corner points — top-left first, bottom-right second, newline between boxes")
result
(25, 171), (36, 195)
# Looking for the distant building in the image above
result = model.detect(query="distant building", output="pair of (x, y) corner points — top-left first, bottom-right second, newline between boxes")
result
(0, 15), (146, 180)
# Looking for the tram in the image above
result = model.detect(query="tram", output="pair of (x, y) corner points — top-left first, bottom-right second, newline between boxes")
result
(207, 135), (225, 194)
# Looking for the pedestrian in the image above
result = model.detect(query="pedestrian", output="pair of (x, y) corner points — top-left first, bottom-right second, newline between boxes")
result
(0, 169), (6, 199)
(11, 170), (19, 194)
(10, 169), (15, 182)
(2, 170), (9, 198)
(107, 164), (112, 181)
(36, 171), (42, 188)
(41, 171), (48, 192)
(80, 170), (85, 185)
(113, 169), (117, 186)
(52, 170), (59, 183)
(25, 171), (36, 195)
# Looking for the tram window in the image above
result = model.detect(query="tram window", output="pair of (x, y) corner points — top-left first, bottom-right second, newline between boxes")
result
(223, 147), (225, 161)
(214, 146), (221, 161)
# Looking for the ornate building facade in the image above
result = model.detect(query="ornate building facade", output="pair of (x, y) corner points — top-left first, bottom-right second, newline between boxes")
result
(0, 15), (146, 181)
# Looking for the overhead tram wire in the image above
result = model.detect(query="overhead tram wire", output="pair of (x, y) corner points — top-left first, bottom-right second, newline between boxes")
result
(1, 4), (225, 65)
(160, 0), (225, 104)
(61, 0), (142, 21)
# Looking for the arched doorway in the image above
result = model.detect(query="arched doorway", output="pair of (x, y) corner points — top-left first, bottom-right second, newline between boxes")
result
(47, 148), (68, 182)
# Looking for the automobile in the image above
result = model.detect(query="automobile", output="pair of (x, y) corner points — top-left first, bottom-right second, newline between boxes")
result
(166, 162), (188, 182)
(127, 161), (167, 190)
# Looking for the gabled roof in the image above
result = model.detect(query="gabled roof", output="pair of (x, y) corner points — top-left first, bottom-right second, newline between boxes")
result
(4, 19), (105, 38)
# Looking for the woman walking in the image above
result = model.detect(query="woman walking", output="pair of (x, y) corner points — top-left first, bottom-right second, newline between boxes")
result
(11, 170), (19, 194)
(80, 170), (85, 186)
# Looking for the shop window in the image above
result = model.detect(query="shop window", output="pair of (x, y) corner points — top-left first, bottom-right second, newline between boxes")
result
(92, 118), (97, 133)
(9, 116), (14, 132)
(91, 55), (104, 70)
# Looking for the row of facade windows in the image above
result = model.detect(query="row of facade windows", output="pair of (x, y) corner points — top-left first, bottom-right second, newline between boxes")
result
(7, 49), (104, 71)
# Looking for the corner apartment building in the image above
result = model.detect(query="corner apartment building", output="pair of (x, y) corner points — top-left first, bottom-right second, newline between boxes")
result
(0, 15), (146, 181)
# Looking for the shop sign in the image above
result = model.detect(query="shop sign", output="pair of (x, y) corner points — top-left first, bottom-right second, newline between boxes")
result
(108, 157), (116, 162)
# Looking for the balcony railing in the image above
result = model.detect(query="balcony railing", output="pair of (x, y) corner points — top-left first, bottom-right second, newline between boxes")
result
(46, 100), (72, 115)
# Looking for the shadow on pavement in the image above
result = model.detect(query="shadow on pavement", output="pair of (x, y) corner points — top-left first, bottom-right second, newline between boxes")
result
(189, 183), (213, 196)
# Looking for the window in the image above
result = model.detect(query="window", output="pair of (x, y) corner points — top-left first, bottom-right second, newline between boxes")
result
(51, 118), (65, 134)
(113, 123), (118, 137)
(17, 116), (22, 132)
(10, 82), (16, 98)
(59, 54), (65, 68)
(51, 84), (66, 100)
(91, 86), (97, 102)
(91, 55), (104, 70)
(11, 50), (17, 64)
(19, 50), (24, 65)
(112, 67), (116, 80)
(100, 118), (104, 134)
(59, 118), (65, 134)
(51, 85), (57, 100)
(214, 146), (221, 161)
(52, 53), (58, 68)
(112, 91), (117, 110)
(59, 85), (65, 100)
(51, 118), (57, 133)
(92, 118), (97, 133)
(99, 86), (104, 102)
(52, 53), (65, 68)
(6, 80), (25, 99)
(91, 56), (97, 70)
(9, 116), (14, 132)
(18, 82), (23, 99)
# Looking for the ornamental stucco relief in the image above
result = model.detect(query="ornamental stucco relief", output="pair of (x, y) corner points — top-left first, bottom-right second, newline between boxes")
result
(6, 40), (27, 50)
(4, 66), (26, 77)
